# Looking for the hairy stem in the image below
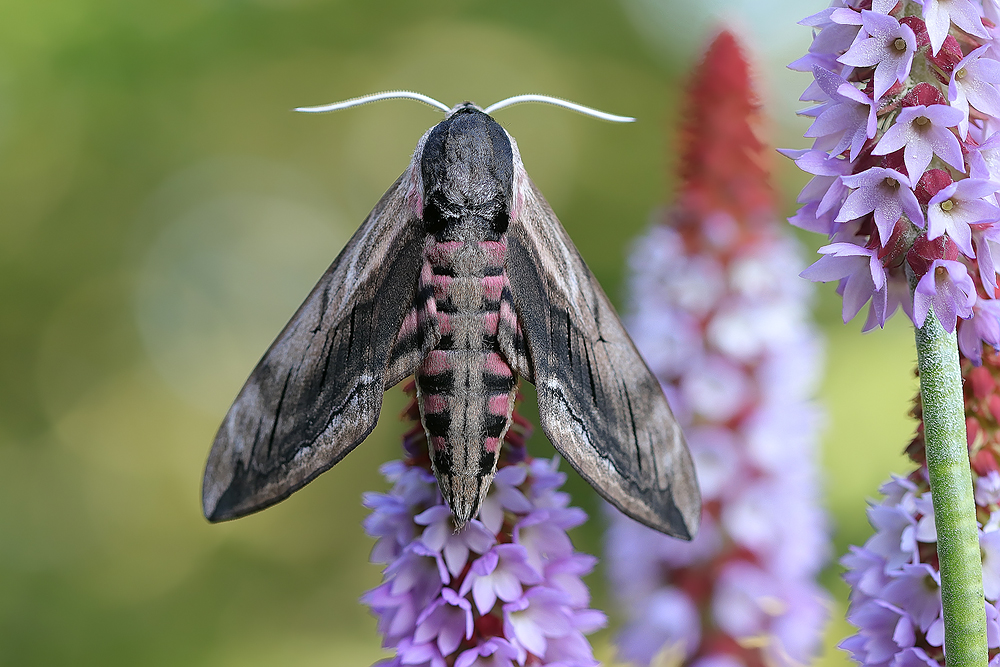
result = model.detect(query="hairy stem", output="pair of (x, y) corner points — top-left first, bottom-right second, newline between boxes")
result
(915, 308), (987, 667)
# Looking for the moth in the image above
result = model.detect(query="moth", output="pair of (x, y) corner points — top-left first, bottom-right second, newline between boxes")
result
(202, 91), (701, 539)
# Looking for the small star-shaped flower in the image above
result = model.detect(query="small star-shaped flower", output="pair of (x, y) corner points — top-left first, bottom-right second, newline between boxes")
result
(927, 178), (1000, 256)
(459, 544), (543, 615)
(801, 242), (887, 323)
(949, 45), (1000, 139)
(913, 258), (977, 332)
(837, 167), (924, 243)
(917, 0), (990, 56)
(804, 67), (878, 161)
(780, 148), (853, 220)
(839, 10), (916, 101)
(872, 104), (965, 181)
(959, 297), (1000, 364)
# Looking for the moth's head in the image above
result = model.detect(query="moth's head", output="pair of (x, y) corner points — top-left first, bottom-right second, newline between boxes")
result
(294, 92), (633, 230)
(416, 105), (514, 237)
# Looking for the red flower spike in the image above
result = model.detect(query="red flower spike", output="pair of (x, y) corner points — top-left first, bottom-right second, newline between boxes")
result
(915, 168), (954, 205)
(971, 366), (994, 399)
(927, 35), (964, 74)
(911, 349), (1000, 473)
(853, 143), (883, 175)
(968, 416), (981, 445)
(674, 30), (773, 234)
(907, 234), (960, 276)
(900, 82), (949, 108)
(876, 219), (911, 267)
(972, 449), (1000, 475)
(902, 17), (929, 51)
(883, 80), (907, 103)
(989, 393), (1000, 423)
(880, 148), (908, 177)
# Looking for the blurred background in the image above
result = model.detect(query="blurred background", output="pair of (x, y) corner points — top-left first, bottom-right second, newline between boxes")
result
(0, 0), (919, 664)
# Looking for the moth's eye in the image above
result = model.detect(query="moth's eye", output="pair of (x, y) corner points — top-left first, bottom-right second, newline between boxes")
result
(422, 201), (446, 233)
(492, 210), (510, 235)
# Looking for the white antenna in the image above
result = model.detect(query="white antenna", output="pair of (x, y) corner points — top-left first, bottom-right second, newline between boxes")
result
(295, 90), (451, 114)
(295, 91), (635, 123)
(484, 94), (635, 123)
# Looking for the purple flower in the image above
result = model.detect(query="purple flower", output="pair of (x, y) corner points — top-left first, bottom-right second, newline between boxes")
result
(843, 599), (910, 666)
(779, 148), (853, 222)
(927, 178), (1000, 256)
(514, 508), (582, 575)
(614, 588), (701, 665)
(977, 471), (1000, 506)
(895, 647), (941, 667)
(838, 167), (924, 242)
(969, 130), (1000, 181)
(385, 638), (448, 667)
(981, 530), (1000, 599)
(364, 399), (605, 667)
(613, 128), (828, 667)
(959, 299), (1000, 364)
(881, 564), (942, 632)
(801, 242), (886, 322)
(414, 588), (474, 656)
(415, 507), (495, 577)
(917, 0), (989, 56)
(789, 4), (1000, 666)
(872, 105), (965, 181)
(503, 587), (576, 660)
(864, 273), (914, 332)
(613, 29), (828, 667)
(544, 553), (598, 608)
(839, 10), (916, 100)
(973, 224), (1000, 293)
(454, 638), (519, 667)
(842, 469), (1000, 667)
(865, 501), (919, 570)
(950, 45), (1000, 138)
(477, 465), (533, 534)
(796, 7), (863, 70)
(460, 544), (543, 614)
(788, 199), (838, 235)
(804, 67), (878, 161)
(914, 259), (977, 333)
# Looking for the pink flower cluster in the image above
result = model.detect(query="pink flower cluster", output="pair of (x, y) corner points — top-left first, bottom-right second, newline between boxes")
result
(363, 385), (605, 667)
(789, 0), (1000, 361)
(605, 31), (830, 667)
(841, 346), (1000, 667)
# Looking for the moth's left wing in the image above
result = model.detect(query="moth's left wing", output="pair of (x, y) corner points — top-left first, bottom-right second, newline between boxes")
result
(504, 179), (701, 539)
(203, 171), (434, 522)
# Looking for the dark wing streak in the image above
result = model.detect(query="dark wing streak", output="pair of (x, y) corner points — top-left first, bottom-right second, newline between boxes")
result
(505, 178), (700, 539)
(203, 172), (427, 522)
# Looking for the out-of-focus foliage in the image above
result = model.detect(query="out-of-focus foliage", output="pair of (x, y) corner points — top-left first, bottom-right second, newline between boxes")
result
(0, 1), (916, 665)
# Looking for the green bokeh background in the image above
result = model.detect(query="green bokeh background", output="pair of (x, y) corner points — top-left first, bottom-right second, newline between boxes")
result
(0, 0), (920, 664)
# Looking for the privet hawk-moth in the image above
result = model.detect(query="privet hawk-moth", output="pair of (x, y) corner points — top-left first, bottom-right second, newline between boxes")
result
(201, 92), (701, 539)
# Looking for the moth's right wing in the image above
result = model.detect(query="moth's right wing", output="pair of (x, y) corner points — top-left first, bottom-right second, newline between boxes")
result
(202, 172), (437, 522)
(504, 179), (700, 540)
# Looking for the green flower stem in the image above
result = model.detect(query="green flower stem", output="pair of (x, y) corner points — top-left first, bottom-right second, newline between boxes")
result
(915, 307), (987, 667)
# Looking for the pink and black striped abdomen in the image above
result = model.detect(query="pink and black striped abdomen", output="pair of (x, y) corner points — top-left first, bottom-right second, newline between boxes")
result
(414, 237), (520, 526)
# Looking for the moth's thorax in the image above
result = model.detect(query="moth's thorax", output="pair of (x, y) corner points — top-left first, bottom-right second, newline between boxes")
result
(415, 230), (518, 528)
(419, 107), (514, 242)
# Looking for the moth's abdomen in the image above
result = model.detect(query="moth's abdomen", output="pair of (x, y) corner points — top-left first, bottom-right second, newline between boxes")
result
(415, 237), (518, 527)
